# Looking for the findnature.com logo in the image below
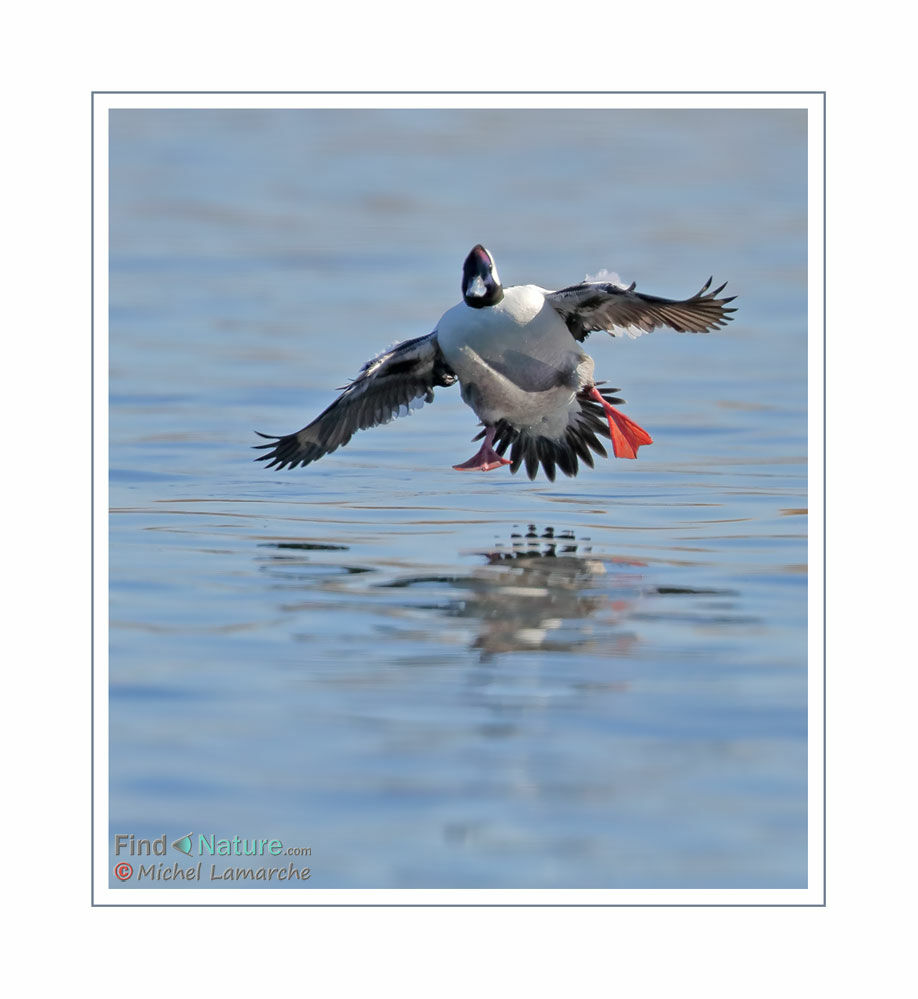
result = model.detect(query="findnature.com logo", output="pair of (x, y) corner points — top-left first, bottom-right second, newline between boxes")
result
(112, 832), (312, 884)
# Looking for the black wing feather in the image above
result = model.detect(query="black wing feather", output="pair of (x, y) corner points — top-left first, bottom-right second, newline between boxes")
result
(254, 332), (456, 470)
(547, 277), (737, 342)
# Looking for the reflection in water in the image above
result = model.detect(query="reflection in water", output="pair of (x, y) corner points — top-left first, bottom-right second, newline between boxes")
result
(446, 525), (641, 659)
(258, 525), (672, 660)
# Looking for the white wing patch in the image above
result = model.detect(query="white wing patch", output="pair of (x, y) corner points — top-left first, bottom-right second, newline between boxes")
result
(584, 268), (628, 288)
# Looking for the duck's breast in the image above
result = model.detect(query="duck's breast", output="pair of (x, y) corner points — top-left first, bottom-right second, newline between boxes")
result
(437, 286), (592, 428)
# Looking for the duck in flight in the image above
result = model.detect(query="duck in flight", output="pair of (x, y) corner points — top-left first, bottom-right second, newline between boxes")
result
(255, 245), (736, 481)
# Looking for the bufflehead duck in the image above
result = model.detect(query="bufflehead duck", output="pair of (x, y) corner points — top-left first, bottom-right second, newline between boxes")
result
(255, 245), (736, 481)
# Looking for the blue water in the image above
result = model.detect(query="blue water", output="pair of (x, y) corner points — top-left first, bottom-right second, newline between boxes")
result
(108, 108), (808, 889)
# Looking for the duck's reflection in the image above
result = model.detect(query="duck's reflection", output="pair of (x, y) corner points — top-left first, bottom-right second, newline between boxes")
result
(258, 526), (705, 659)
(458, 526), (641, 657)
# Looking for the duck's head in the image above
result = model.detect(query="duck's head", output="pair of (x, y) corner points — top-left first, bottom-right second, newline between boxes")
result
(461, 244), (504, 309)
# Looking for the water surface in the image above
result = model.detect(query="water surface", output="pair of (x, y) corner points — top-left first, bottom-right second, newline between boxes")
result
(108, 108), (807, 889)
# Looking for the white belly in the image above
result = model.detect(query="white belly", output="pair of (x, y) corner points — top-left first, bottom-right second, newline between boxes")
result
(436, 285), (592, 429)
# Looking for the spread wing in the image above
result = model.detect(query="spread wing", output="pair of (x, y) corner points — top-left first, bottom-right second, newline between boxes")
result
(254, 332), (457, 470)
(547, 277), (737, 342)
